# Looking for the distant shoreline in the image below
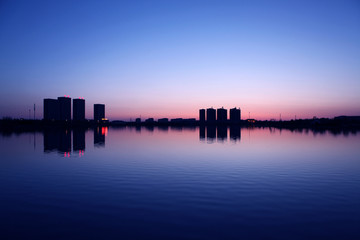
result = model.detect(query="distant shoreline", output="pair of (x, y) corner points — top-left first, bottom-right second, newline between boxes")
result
(1, 116), (359, 134)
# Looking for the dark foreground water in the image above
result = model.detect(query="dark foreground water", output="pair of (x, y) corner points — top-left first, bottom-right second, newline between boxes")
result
(1, 127), (359, 240)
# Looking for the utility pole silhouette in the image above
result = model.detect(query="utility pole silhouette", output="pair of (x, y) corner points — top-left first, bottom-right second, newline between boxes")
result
(34, 104), (36, 120)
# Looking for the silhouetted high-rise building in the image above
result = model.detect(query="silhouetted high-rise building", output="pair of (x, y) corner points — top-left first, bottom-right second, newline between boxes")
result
(199, 109), (205, 122)
(73, 98), (85, 121)
(43, 98), (59, 120)
(58, 96), (71, 121)
(206, 108), (216, 123)
(94, 104), (105, 121)
(230, 107), (241, 122)
(217, 107), (227, 122)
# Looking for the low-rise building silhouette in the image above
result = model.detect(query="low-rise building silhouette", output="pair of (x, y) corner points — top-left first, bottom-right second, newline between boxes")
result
(158, 118), (169, 123)
(145, 118), (154, 123)
(171, 118), (183, 123)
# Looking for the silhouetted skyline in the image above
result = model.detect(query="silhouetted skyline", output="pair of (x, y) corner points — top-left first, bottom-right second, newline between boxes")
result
(44, 96), (106, 121)
(0, 0), (359, 120)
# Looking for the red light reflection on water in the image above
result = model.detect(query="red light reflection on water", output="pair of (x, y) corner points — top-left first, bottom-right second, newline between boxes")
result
(101, 127), (108, 136)
(78, 150), (84, 157)
(63, 152), (71, 158)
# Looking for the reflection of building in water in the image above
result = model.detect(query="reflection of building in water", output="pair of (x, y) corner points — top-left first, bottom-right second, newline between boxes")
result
(200, 126), (241, 143)
(94, 127), (106, 147)
(217, 126), (227, 141)
(44, 130), (59, 152)
(44, 128), (89, 157)
(199, 126), (205, 140)
(207, 126), (216, 142)
(170, 126), (182, 132)
(59, 130), (71, 153)
(145, 125), (154, 132)
(158, 125), (169, 132)
(230, 126), (241, 142)
(44, 128), (71, 156)
(73, 128), (86, 152)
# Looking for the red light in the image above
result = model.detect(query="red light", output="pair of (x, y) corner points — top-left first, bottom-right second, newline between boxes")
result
(64, 95), (66, 97)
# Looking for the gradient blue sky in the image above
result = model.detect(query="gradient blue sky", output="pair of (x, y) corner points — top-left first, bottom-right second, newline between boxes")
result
(0, 0), (359, 120)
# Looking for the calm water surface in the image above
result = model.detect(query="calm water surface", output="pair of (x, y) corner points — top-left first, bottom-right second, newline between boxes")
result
(1, 127), (359, 239)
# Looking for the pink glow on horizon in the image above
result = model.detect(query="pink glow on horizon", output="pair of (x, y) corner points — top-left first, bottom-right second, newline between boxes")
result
(101, 105), (360, 121)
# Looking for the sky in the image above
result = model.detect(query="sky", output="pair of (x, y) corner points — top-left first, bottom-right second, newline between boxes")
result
(0, 0), (359, 120)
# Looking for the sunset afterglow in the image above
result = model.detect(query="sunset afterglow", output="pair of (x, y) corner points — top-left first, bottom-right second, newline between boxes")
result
(0, 0), (359, 120)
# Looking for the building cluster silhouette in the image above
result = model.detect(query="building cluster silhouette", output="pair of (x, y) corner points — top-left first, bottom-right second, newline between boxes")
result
(43, 96), (105, 122)
(199, 107), (241, 124)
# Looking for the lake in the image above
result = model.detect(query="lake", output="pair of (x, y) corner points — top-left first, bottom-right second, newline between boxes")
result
(1, 126), (359, 239)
